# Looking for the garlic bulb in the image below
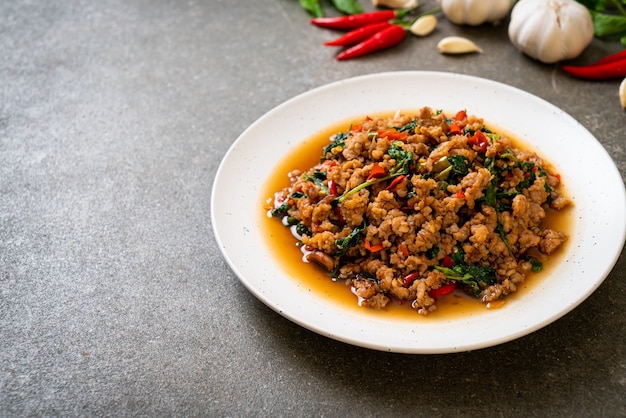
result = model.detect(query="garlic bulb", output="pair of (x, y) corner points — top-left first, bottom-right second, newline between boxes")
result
(439, 0), (516, 26)
(508, 0), (594, 64)
(372, 0), (418, 8)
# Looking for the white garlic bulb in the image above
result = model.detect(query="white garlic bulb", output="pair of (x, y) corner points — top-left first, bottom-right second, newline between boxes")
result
(508, 0), (594, 64)
(439, 0), (516, 26)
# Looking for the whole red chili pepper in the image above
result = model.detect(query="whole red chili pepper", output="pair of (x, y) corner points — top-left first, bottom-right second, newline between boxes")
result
(336, 24), (406, 61)
(311, 10), (406, 30)
(562, 49), (626, 79)
(324, 21), (392, 46)
(592, 49), (626, 66)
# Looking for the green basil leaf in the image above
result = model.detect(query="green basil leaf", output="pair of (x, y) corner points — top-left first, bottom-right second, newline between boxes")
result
(299, 0), (323, 18)
(591, 11), (626, 37)
(331, 0), (364, 15)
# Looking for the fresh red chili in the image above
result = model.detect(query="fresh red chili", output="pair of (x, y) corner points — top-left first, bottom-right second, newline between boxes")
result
(324, 21), (392, 47)
(385, 175), (406, 191)
(448, 121), (463, 135)
(429, 283), (457, 298)
(468, 130), (488, 153)
(403, 271), (419, 286)
(593, 49), (626, 65)
(337, 25), (406, 61)
(367, 162), (386, 180)
(562, 49), (626, 79)
(441, 255), (456, 268)
(311, 10), (408, 30)
(364, 238), (384, 252)
(377, 127), (408, 141)
(328, 179), (339, 197)
(455, 109), (467, 121)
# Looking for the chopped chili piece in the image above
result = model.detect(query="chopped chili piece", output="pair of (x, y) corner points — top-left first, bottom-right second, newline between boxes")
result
(448, 121), (463, 135)
(468, 130), (488, 153)
(441, 255), (456, 268)
(328, 179), (339, 197)
(455, 110), (467, 121)
(365, 238), (384, 252)
(385, 175), (406, 191)
(378, 128), (408, 141)
(350, 123), (363, 132)
(456, 190), (465, 199)
(403, 271), (419, 286)
(429, 283), (457, 298)
(367, 162), (386, 180)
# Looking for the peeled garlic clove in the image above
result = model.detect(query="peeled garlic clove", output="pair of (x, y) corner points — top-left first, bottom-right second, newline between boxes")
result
(619, 78), (626, 110)
(410, 15), (437, 37)
(437, 36), (483, 54)
(372, 0), (418, 8)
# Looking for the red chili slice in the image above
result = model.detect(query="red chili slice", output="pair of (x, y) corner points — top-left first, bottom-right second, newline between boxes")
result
(441, 255), (456, 268)
(429, 283), (457, 298)
(403, 271), (419, 286)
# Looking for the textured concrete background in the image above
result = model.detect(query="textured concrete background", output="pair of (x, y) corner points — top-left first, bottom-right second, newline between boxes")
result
(1, 0), (625, 416)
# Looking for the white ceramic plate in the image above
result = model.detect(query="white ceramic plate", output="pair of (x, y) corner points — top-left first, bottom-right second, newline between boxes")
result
(211, 71), (626, 354)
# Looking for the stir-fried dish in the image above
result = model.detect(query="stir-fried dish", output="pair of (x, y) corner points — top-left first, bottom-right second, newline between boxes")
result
(268, 107), (570, 315)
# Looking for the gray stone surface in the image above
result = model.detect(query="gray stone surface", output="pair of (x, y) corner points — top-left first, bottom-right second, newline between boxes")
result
(1, 0), (624, 416)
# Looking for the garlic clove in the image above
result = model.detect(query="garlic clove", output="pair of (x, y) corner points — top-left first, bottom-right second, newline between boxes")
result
(619, 78), (626, 110)
(410, 15), (437, 37)
(372, 0), (418, 8)
(437, 36), (483, 54)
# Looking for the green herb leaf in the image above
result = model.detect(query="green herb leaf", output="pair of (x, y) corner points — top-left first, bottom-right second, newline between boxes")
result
(303, 171), (329, 193)
(591, 10), (626, 37)
(388, 141), (414, 176)
(299, 0), (324, 18)
(450, 243), (465, 265)
(425, 245), (440, 259)
(296, 223), (311, 237)
(321, 131), (348, 162)
(435, 264), (497, 297)
(398, 120), (417, 133)
(528, 257), (543, 273)
(271, 202), (290, 217)
(335, 221), (366, 257)
(331, 0), (364, 15)
(496, 220), (512, 253)
(436, 155), (469, 183)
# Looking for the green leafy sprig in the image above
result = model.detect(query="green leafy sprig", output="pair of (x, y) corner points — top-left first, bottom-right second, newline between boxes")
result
(576, 0), (626, 44)
(298, 0), (363, 18)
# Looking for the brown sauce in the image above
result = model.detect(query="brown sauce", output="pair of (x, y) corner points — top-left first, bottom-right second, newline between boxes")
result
(259, 112), (574, 321)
